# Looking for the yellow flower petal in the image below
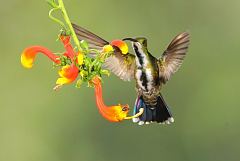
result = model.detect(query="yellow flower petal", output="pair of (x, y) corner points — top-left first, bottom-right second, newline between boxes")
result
(56, 65), (79, 85)
(21, 52), (34, 69)
(110, 40), (129, 55)
(103, 45), (114, 53)
(58, 65), (70, 77)
(56, 77), (70, 85)
(77, 53), (84, 65)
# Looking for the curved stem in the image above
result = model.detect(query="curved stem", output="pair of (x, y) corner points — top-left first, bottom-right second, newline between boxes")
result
(49, 8), (66, 30)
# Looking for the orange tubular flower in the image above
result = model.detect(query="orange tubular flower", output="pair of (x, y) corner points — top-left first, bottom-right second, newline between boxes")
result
(55, 36), (80, 85)
(21, 46), (60, 69)
(91, 76), (130, 122)
(21, 36), (80, 86)
(60, 36), (75, 59)
(56, 64), (79, 85)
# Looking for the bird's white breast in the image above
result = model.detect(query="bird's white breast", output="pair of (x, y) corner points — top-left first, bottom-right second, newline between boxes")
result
(135, 69), (146, 90)
(134, 42), (155, 92)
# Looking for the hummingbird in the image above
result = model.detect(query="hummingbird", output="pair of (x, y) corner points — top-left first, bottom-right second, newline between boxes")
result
(72, 23), (190, 125)
(123, 35), (189, 125)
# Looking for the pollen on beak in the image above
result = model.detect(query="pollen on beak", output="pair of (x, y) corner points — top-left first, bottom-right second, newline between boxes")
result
(103, 45), (114, 53)
(110, 40), (129, 55)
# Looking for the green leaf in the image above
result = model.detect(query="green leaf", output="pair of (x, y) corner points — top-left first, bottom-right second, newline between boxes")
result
(75, 79), (83, 88)
(52, 62), (61, 68)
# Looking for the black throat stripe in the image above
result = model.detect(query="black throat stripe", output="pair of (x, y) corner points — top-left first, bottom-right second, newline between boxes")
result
(140, 71), (148, 91)
(133, 44), (144, 66)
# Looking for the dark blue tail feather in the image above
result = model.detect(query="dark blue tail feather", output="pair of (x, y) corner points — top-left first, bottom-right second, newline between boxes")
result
(133, 94), (174, 125)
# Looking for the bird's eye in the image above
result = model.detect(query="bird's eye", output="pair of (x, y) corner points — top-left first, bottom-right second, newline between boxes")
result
(122, 106), (128, 111)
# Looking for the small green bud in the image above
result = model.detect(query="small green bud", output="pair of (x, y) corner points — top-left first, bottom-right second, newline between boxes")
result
(75, 79), (83, 88)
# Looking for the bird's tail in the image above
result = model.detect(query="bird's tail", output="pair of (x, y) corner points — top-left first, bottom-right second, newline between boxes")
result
(133, 94), (174, 125)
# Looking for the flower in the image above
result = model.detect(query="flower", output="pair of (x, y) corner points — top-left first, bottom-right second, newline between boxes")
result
(56, 64), (79, 85)
(21, 36), (80, 86)
(21, 46), (60, 69)
(77, 52), (84, 65)
(91, 76), (130, 122)
(60, 36), (76, 59)
(103, 44), (114, 53)
(110, 40), (129, 54)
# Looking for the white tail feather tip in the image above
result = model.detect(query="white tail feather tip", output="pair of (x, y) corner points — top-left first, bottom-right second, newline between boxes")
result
(168, 117), (174, 123)
(132, 118), (139, 123)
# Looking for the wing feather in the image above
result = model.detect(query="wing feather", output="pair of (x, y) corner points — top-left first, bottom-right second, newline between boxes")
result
(72, 23), (135, 81)
(158, 32), (190, 83)
(103, 50), (135, 81)
(72, 23), (108, 48)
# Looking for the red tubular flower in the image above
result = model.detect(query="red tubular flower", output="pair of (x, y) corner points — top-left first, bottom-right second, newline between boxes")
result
(56, 64), (79, 85)
(91, 76), (130, 122)
(21, 46), (60, 69)
(60, 36), (75, 59)
(60, 36), (84, 66)
(21, 36), (81, 86)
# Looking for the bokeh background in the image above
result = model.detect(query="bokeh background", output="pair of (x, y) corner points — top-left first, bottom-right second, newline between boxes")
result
(1, 0), (240, 161)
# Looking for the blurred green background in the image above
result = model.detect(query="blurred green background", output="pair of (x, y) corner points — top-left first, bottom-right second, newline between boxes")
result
(1, 0), (240, 161)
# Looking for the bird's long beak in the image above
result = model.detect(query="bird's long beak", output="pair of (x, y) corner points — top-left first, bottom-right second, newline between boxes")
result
(122, 38), (138, 42)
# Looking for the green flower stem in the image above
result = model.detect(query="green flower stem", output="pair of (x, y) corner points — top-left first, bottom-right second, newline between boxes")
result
(47, 0), (111, 84)
(58, 0), (82, 52)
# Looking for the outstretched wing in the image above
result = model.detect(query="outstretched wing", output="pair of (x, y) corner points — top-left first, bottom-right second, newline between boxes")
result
(103, 49), (135, 81)
(158, 32), (190, 83)
(72, 23), (135, 81)
(72, 23), (108, 50)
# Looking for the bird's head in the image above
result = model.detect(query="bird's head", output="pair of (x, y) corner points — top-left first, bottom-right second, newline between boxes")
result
(135, 37), (148, 48)
(123, 37), (148, 54)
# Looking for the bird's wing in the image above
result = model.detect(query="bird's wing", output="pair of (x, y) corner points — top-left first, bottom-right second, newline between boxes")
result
(72, 23), (109, 50)
(103, 50), (135, 81)
(158, 32), (190, 83)
(72, 23), (135, 81)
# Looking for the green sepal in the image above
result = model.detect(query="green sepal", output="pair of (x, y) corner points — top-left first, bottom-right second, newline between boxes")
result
(100, 69), (110, 76)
